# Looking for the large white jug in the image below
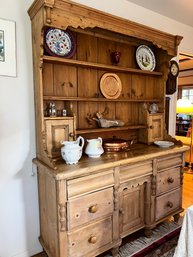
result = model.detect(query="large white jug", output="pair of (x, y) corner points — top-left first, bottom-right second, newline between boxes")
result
(61, 136), (84, 164)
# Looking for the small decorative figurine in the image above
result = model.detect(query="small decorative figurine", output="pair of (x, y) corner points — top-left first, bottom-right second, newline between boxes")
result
(111, 51), (121, 65)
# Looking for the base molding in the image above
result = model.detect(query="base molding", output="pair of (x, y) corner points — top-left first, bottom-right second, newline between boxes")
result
(31, 252), (47, 257)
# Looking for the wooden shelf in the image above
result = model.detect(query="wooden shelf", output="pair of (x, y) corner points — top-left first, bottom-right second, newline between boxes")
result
(43, 55), (163, 76)
(76, 125), (147, 134)
(44, 116), (74, 120)
(43, 96), (161, 103)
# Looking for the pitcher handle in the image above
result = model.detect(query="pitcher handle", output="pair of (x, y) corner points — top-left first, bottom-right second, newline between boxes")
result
(78, 136), (85, 149)
(98, 137), (103, 144)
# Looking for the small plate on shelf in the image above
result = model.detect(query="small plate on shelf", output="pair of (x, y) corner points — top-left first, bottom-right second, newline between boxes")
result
(100, 73), (122, 99)
(44, 27), (76, 58)
(136, 45), (156, 71)
(154, 140), (174, 148)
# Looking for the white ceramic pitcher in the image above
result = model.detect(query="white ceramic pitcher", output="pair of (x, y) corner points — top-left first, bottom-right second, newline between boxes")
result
(61, 136), (84, 164)
(85, 137), (104, 158)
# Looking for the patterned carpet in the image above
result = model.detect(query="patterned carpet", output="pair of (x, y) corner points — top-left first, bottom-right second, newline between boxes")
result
(102, 220), (181, 257)
(143, 234), (178, 257)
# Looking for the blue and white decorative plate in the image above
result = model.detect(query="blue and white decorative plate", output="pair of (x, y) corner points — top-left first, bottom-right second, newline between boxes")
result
(136, 45), (156, 71)
(44, 28), (76, 58)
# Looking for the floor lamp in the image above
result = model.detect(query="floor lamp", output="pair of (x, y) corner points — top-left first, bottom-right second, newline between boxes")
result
(176, 98), (193, 174)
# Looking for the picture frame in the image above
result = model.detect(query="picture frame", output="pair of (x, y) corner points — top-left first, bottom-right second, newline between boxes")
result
(0, 18), (16, 77)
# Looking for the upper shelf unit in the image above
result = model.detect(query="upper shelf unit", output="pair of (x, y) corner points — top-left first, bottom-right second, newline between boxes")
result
(28, 0), (183, 168)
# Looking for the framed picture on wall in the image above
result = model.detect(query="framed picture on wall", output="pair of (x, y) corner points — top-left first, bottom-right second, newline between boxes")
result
(0, 18), (16, 77)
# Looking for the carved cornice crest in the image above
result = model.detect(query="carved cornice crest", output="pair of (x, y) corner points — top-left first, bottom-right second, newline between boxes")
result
(28, 0), (182, 56)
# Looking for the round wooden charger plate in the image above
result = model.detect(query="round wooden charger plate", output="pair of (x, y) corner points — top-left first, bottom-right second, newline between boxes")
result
(100, 73), (122, 99)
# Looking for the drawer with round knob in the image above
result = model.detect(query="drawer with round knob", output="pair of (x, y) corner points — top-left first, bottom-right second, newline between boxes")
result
(67, 216), (112, 257)
(155, 188), (181, 220)
(67, 170), (114, 198)
(67, 187), (113, 229)
(156, 167), (181, 195)
(156, 154), (183, 171)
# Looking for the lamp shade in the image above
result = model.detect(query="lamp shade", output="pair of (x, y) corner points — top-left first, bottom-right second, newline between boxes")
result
(176, 99), (193, 114)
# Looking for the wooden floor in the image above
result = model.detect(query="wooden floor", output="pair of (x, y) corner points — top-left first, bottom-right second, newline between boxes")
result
(32, 172), (193, 257)
(182, 172), (193, 209)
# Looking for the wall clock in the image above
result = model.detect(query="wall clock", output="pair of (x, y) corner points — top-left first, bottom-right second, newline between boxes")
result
(170, 60), (179, 77)
(166, 60), (179, 95)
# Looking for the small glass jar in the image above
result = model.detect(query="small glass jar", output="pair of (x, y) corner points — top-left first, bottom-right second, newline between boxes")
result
(62, 109), (67, 116)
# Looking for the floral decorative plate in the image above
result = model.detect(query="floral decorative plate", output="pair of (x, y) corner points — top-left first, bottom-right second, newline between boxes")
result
(136, 45), (156, 71)
(154, 141), (174, 148)
(44, 28), (76, 58)
(100, 73), (122, 99)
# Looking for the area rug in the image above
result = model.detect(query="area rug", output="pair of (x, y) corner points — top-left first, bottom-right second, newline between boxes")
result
(103, 220), (181, 257)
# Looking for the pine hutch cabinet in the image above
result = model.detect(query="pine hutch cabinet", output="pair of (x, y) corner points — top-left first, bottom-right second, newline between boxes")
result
(28, 1), (188, 257)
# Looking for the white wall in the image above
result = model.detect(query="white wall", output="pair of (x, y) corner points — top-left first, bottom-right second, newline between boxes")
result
(0, 0), (41, 256)
(0, 0), (193, 256)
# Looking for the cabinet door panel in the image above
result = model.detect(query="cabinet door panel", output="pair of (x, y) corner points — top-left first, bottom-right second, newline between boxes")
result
(45, 118), (74, 158)
(148, 113), (163, 142)
(119, 184), (145, 236)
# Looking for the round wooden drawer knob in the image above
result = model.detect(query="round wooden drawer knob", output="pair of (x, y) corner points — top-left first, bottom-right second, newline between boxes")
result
(89, 204), (98, 213)
(88, 236), (97, 244)
(166, 201), (173, 208)
(167, 177), (174, 183)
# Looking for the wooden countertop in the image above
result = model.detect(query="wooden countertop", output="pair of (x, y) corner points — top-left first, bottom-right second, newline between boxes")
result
(33, 143), (189, 180)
